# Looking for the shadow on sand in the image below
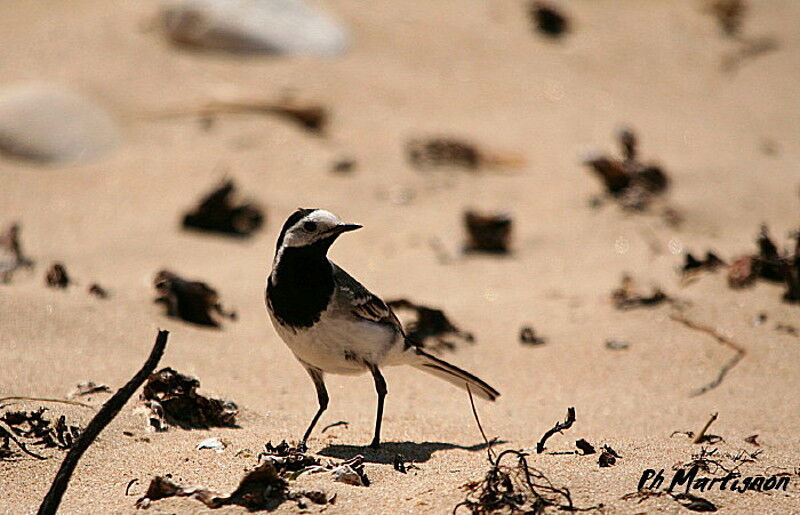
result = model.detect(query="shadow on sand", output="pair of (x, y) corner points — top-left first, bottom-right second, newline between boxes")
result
(318, 440), (504, 464)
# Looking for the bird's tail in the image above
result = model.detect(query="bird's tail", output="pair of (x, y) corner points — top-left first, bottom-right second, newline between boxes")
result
(410, 347), (500, 401)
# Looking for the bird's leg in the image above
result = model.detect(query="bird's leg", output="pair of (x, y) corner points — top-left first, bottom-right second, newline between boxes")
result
(367, 363), (387, 449)
(300, 367), (328, 451)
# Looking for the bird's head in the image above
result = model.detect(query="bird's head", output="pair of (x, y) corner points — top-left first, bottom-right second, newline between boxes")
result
(275, 208), (362, 252)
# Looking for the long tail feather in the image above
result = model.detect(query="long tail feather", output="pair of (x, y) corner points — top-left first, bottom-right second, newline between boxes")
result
(411, 348), (500, 401)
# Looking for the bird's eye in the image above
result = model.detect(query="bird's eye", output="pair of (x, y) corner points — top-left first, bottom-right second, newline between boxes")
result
(303, 221), (317, 232)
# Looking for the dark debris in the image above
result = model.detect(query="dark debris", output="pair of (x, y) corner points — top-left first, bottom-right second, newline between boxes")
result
(182, 180), (264, 237)
(536, 407), (576, 454)
(0, 223), (34, 283)
(726, 225), (800, 303)
(528, 2), (569, 38)
(519, 326), (547, 345)
(583, 127), (671, 212)
(0, 409), (81, 459)
(154, 270), (236, 327)
(598, 445), (620, 468)
(463, 210), (512, 254)
(45, 263), (69, 289)
(387, 298), (474, 354)
(141, 367), (238, 430)
(87, 283), (109, 299)
(258, 440), (320, 474)
(575, 439), (596, 455)
(611, 274), (671, 310)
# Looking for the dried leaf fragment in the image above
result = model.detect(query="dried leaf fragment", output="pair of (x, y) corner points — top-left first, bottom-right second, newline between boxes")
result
(387, 298), (474, 354)
(0, 223), (34, 283)
(463, 210), (513, 254)
(182, 180), (264, 237)
(154, 270), (236, 327)
(141, 367), (238, 430)
(45, 263), (69, 289)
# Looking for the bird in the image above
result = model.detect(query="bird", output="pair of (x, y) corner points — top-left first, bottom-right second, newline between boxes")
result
(265, 208), (500, 449)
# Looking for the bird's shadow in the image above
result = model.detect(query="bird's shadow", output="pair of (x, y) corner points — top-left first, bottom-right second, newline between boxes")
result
(318, 440), (506, 464)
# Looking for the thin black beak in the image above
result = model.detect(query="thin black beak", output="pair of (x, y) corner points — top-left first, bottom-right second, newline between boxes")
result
(334, 223), (362, 234)
(327, 223), (363, 236)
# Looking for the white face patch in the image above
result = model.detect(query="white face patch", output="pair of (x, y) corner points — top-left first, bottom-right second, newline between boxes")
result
(281, 209), (343, 248)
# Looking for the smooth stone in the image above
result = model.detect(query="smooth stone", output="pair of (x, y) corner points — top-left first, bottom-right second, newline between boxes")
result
(0, 84), (119, 164)
(160, 0), (349, 56)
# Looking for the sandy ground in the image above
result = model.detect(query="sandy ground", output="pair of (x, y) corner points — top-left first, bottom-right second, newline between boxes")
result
(2, 0), (800, 513)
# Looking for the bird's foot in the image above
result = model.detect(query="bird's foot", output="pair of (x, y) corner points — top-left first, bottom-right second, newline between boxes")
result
(368, 439), (381, 450)
(297, 440), (308, 453)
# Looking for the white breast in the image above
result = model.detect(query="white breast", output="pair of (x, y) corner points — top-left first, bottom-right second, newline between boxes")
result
(268, 304), (402, 375)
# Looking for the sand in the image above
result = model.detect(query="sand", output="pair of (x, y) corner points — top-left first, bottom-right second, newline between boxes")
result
(1, 0), (799, 513)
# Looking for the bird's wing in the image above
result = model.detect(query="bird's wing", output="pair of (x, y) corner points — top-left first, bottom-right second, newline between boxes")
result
(331, 263), (405, 336)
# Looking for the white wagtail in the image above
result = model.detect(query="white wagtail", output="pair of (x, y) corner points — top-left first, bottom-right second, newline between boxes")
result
(265, 208), (500, 449)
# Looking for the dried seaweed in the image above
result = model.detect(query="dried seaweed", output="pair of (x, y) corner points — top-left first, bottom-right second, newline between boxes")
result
(0, 223), (33, 283)
(0, 409), (81, 459)
(454, 449), (577, 514)
(182, 180), (264, 237)
(726, 225), (800, 303)
(704, 0), (746, 36)
(681, 252), (726, 276)
(87, 284), (109, 298)
(611, 274), (671, 310)
(258, 440), (320, 474)
(598, 445), (621, 467)
(140, 367), (238, 430)
(519, 326), (546, 346)
(387, 298), (474, 353)
(463, 211), (513, 254)
(406, 137), (524, 171)
(68, 382), (111, 398)
(583, 128), (670, 211)
(536, 407), (575, 454)
(528, 2), (569, 38)
(154, 270), (236, 327)
(45, 263), (69, 289)
(575, 439), (596, 455)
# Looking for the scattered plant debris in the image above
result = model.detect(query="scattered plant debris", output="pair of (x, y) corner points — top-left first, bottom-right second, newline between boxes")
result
(38, 331), (170, 515)
(463, 210), (513, 254)
(536, 407), (576, 454)
(598, 446), (619, 467)
(612, 274), (671, 310)
(140, 367), (238, 430)
(145, 98), (327, 134)
(582, 127), (671, 211)
(154, 270), (236, 327)
(386, 298), (474, 353)
(182, 180), (264, 237)
(693, 412), (721, 444)
(721, 36), (779, 73)
(681, 252), (726, 281)
(775, 323), (798, 336)
(320, 420), (349, 433)
(406, 137), (524, 171)
(704, 0), (746, 36)
(87, 283), (108, 298)
(519, 326), (547, 345)
(0, 223), (33, 283)
(331, 455), (370, 486)
(669, 307), (746, 397)
(528, 2), (569, 38)
(0, 409), (81, 459)
(575, 439), (596, 455)
(744, 434), (760, 446)
(454, 449), (578, 513)
(331, 157), (356, 174)
(605, 339), (630, 350)
(68, 382), (111, 398)
(45, 263), (70, 289)
(258, 440), (321, 474)
(726, 225), (800, 304)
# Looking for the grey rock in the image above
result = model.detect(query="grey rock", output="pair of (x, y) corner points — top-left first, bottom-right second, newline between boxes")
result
(0, 84), (119, 164)
(160, 0), (349, 56)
